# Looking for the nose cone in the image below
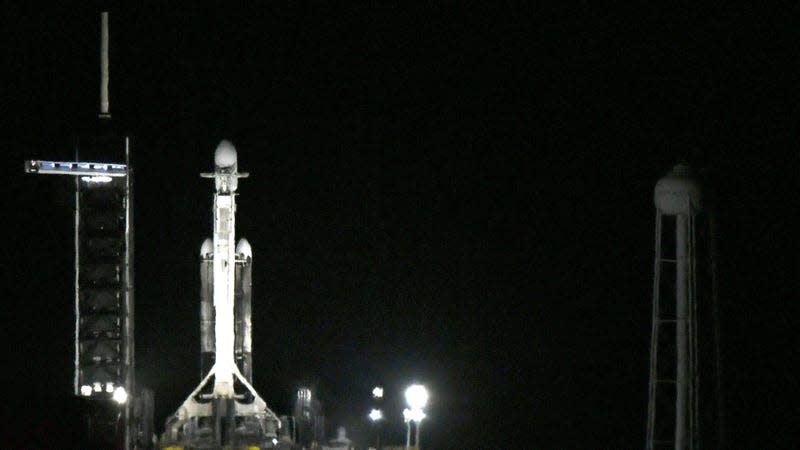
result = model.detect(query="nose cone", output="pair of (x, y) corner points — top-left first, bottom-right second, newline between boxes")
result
(214, 140), (237, 168)
(200, 238), (213, 256)
(236, 238), (252, 258)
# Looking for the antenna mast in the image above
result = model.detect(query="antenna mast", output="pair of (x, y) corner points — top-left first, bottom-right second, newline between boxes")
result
(99, 11), (110, 119)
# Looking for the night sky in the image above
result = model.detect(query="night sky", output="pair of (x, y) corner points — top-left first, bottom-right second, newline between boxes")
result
(3, 4), (795, 449)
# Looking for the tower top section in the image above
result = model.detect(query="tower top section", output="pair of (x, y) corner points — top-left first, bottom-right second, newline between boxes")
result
(654, 162), (703, 215)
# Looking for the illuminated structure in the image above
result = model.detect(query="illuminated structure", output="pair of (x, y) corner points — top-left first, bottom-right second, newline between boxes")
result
(160, 141), (280, 449)
(403, 384), (428, 450)
(293, 387), (325, 448)
(25, 150), (134, 449)
(646, 163), (723, 449)
(23, 12), (153, 449)
(369, 385), (384, 449)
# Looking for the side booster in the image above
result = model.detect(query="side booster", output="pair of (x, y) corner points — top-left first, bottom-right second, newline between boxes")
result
(161, 141), (279, 449)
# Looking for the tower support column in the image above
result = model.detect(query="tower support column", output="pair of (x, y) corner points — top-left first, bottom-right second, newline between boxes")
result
(675, 213), (690, 449)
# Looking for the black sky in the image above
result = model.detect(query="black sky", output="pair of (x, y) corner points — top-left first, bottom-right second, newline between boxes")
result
(3, 3), (796, 448)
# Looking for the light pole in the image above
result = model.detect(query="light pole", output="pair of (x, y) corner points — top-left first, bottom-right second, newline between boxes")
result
(404, 384), (428, 450)
(369, 408), (382, 449)
(370, 386), (383, 449)
(403, 408), (412, 450)
(415, 418), (422, 450)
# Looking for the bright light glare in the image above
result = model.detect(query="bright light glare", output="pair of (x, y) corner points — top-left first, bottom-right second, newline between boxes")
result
(404, 384), (429, 409)
(403, 407), (426, 423)
(372, 386), (384, 399)
(80, 385), (93, 396)
(272, 438), (278, 445)
(81, 175), (113, 183)
(369, 408), (383, 422)
(105, 382), (115, 393)
(112, 386), (128, 404)
(93, 382), (102, 392)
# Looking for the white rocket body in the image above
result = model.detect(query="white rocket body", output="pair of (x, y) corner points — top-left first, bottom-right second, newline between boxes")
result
(209, 141), (239, 396)
(161, 141), (278, 448)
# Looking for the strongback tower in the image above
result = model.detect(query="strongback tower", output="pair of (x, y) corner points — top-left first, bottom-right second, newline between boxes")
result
(646, 163), (723, 449)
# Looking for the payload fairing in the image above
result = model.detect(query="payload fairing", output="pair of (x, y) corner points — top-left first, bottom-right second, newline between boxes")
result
(160, 141), (280, 449)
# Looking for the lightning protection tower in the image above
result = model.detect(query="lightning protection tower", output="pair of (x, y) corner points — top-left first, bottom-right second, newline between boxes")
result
(646, 163), (723, 449)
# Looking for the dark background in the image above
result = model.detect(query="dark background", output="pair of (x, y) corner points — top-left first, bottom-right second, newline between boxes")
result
(2, 3), (795, 448)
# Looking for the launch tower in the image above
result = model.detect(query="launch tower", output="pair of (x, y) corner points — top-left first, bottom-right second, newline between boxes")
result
(646, 163), (723, 449)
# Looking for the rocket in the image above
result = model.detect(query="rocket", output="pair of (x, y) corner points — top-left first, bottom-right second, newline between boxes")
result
(199, 141), (254, 385)
(200, 139), (248, 397)
(161, 141), (279, 448)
